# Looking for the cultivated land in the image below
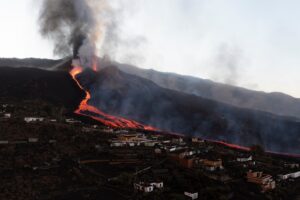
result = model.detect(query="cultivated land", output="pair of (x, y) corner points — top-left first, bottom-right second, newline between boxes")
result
(0, 99), (300, 200)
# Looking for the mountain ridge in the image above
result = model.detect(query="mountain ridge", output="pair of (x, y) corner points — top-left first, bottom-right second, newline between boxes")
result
(111, 62), (300, 119)
(79, 66), (300, 153)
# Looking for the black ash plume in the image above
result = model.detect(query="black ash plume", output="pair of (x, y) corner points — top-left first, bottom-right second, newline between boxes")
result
(38, 0), (111, 68)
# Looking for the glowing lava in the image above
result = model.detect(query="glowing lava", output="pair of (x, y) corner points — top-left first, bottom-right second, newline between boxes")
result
(70, 63), (156, 131)
(69, 61), (300, 157)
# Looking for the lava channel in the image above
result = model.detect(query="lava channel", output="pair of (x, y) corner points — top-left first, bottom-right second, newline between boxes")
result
(70, 64), (156, 131)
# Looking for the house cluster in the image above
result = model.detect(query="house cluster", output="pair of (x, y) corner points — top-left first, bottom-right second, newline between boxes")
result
(134, 181), (164, 193)
(24, 117), (45, 123)
(23, 117), (83, 124)
(133, 180), (199, 200)
(246, 170), (276, 192)
(110, 133), (159, 147)
(284, 163), (299, 169)
(192, 137), (205, 144)
(170, 148), (224, 171)
(82, 126), (114, 134)
(0, 138), (56, 145)
(196, 159), (224, 171)
(235, 154), (256, 168)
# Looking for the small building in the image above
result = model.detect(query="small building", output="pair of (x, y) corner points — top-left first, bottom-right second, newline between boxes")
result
(172, 137), (184, 144)
(0, 141), (9, 145)
(144, 141), (158, 147)
(192, 137), (204, 143)
(291, 171), (300, 178)
(246, 170), (276, 192)
(197, 159), (223, 171)
(150, 181), (164, 189)
(49, 139), (57, 144)
(28, 138), (39, 143)
(134, 181), (164, 193)
(278, 171), (300, 180)
(110, 141), (126, 147)
(166, 146), (178, 152)
(284, 163), (300, 169)
(184, 192), (198, 200)
(134, 182), (154, 193)
(115, 130), (129, 134)
(128, 142), (135, 147)
(162, 140), (171, 144)
(3, 113), (11, 118)
(179, 157), (195, 169)
(237, 155), (253, 162)
(154, 148), (162, 154)
(102, 128), (114, 133)
(65, 118), (81, 124)
(92, 125), (98, 129)
(24, 117), (44, 123)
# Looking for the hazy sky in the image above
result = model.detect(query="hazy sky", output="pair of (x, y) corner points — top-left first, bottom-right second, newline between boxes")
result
(0, 1), (300, 97)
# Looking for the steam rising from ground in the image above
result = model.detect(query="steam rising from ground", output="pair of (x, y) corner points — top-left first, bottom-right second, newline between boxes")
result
(38, 0), (114, 68)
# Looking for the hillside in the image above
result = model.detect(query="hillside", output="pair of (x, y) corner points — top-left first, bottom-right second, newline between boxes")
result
(1, 59), (300, 153)
(114, 62), (300, 119)
(3, 57), (300, 120)
(79, 66), (300, 153)
(0, 66), (84, 110)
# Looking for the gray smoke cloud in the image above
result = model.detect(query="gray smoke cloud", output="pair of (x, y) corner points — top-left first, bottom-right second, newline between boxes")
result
(38, 0), (113, 68)
(210, 43), (244, 85)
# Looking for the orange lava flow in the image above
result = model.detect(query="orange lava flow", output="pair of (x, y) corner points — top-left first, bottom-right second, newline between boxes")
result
(70, 65), (156, 131)
(207, 139), (300, 158)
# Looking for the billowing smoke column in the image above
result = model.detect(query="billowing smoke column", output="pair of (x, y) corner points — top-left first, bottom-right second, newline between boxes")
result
(39, 0), (107, 68)
(38, 0), (157, 131)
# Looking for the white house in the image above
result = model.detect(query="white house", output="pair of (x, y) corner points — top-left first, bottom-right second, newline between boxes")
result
(3, 113), (11, 118)
(110, 142), (126, 147)
(284, 163), (299, 169)
(279, 171), (300, 180)
(128, 142), (135, 147)
(0, 141), (9, 144)
(162, 140), (171, 144)
(24, 117), (44, 123)
(28, 138), (39, 143)
(237, 155), (253, 162)
(150, 181), (164, 189)
(134, 182), (154, 193)
(184, 192), (198, 200)
(65, 118), (80, 124)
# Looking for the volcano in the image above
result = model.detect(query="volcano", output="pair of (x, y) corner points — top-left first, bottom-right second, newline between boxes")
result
(75, 65), (300, 154)
(0, 59), (300, 154)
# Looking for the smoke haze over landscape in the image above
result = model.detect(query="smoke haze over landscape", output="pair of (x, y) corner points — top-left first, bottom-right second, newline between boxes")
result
(1, 0), (300, 97)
